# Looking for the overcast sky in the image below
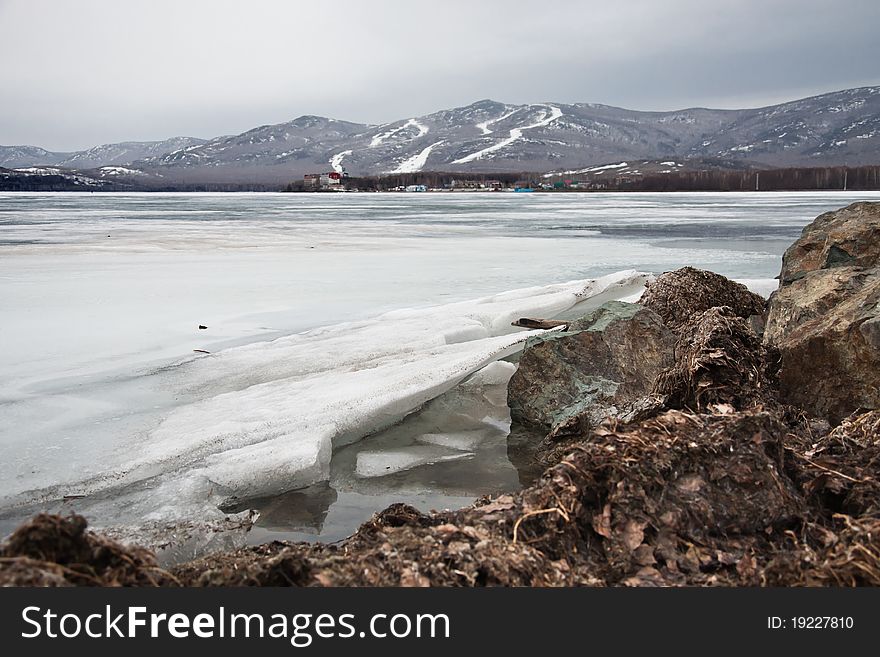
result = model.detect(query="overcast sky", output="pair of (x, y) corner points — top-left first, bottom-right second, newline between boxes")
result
(2, 0), (879, 150)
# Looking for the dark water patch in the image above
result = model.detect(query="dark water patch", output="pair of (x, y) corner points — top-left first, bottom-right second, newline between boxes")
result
(652, 237), (795, 253)
(0, 239), (60, 246)
(544, 222), (805, 239)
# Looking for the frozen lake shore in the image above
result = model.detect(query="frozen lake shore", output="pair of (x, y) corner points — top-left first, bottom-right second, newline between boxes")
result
(2, 191), (878, 550)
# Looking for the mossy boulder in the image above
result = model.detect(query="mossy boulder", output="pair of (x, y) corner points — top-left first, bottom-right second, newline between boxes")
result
(507, 301), (674, 433)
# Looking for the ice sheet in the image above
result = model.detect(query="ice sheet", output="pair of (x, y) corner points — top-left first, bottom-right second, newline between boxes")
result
(0, 270), (649, 522)
(6, 190), (876, 537)
(737, 278), (779, 298)
(356, 448), (474, 478)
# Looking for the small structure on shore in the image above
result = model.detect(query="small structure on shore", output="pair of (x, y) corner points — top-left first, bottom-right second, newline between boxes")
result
(303, 171), (343, 190)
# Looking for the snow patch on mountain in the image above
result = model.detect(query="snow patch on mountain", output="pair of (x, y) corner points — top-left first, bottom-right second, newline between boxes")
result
(390, 140), (445, 174)
(99, 166), (148, 176)
(6, 167), (111, 187)
(475, 107), (518, 135)
(453, 105), (563, 164)
(15, 166), (63, 175)
(409, 119), (429, 139)
(330, 150), (352, 173)
(370, 119), (429, 148)
(543, 161), (629, 177)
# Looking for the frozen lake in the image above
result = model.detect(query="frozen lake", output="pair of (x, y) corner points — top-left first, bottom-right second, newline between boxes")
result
(2, 190), (879, 551)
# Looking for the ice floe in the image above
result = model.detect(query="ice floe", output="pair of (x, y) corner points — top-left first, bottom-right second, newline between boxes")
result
(0, 270), (649, 524)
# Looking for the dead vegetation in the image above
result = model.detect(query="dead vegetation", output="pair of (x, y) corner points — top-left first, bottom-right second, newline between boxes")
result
(0, 513), (178, 586)
(787, 410), (880, 519)
(2, 403), (878, 587)
(167, 406), (880, 587)
(653, 306), (779, 412)
(760, 515), (880, 586)
(640, 266), (766, 331)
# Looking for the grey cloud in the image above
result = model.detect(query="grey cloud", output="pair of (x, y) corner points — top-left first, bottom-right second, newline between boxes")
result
(1, 0), (878, 150)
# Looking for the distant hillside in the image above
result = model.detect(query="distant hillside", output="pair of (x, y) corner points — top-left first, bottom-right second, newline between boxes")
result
(0, 137), (205, 169)
(2, 86), (880, 185)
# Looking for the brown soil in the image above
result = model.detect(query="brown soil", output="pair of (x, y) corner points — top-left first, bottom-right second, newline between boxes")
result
(0, 513), (178, 586)
(653, 306), (779, 413)
(4, 404), (877, 587)
(640, 266), (766, 331)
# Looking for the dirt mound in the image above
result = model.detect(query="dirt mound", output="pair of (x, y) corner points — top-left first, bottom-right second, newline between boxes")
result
(174, 409), (807, 587)
(653, 306), (778, 412)
(174, 500), (576, 587)
(761, 515), (880, 586)
(0, 514), (178, 586)
(787, 409), (880, 519)
(173, 542), (315, 587)
(640, 267), (766, 331)
(511, 409), (804, 583)
(5, 406), (876, 587)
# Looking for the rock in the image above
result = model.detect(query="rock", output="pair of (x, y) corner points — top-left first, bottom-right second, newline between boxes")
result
(770, 275), (880, 422)
(507, 301), (674, 433)
(639, 266), (766, 331)
(765, 266), (880, 344)
(653, 306), (778, 412)
(766, 202), (880, 423)
(771, 274), (880, 424)
(778, 201), (880, 284)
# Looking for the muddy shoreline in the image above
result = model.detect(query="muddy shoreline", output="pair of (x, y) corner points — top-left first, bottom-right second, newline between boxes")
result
(2, 201), (879, 587)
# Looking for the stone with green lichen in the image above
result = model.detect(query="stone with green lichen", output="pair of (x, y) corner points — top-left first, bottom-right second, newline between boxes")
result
(508, 301), (674, 433)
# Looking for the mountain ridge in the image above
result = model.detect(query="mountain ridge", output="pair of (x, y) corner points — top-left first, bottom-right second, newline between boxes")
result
(0, 137), (206, 170)
(3, 86), (880, 184)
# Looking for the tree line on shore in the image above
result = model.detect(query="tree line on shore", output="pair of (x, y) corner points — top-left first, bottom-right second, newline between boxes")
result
(285, 164), (880, 193)
(4, 165), (880, 193)
(603, 165), (880, 192)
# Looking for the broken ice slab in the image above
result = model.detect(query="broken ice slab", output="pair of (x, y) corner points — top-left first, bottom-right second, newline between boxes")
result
(415, 428), (503, 450)
(355, 446), (474, 478)
(459, 359), (517, 388)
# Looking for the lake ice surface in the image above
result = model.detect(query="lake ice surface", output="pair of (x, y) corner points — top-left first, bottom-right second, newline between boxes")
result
(2, 191), (879, 547)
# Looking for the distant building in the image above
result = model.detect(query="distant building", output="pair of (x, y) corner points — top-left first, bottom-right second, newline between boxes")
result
(320, 172), (342, 186)
(405, 184), (427, 192)
(448, 179), (505, 190)
(304, 171), (343, 190)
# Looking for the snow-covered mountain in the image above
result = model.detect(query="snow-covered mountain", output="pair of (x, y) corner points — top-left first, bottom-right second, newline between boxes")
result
(0, 145), (74, 169)
(133, 87), (880, 183)
(0, 164), (168, 191)
(4, 87), (880, 184)
(57, 137), (207, 169)
(0, 137), (205, 169)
